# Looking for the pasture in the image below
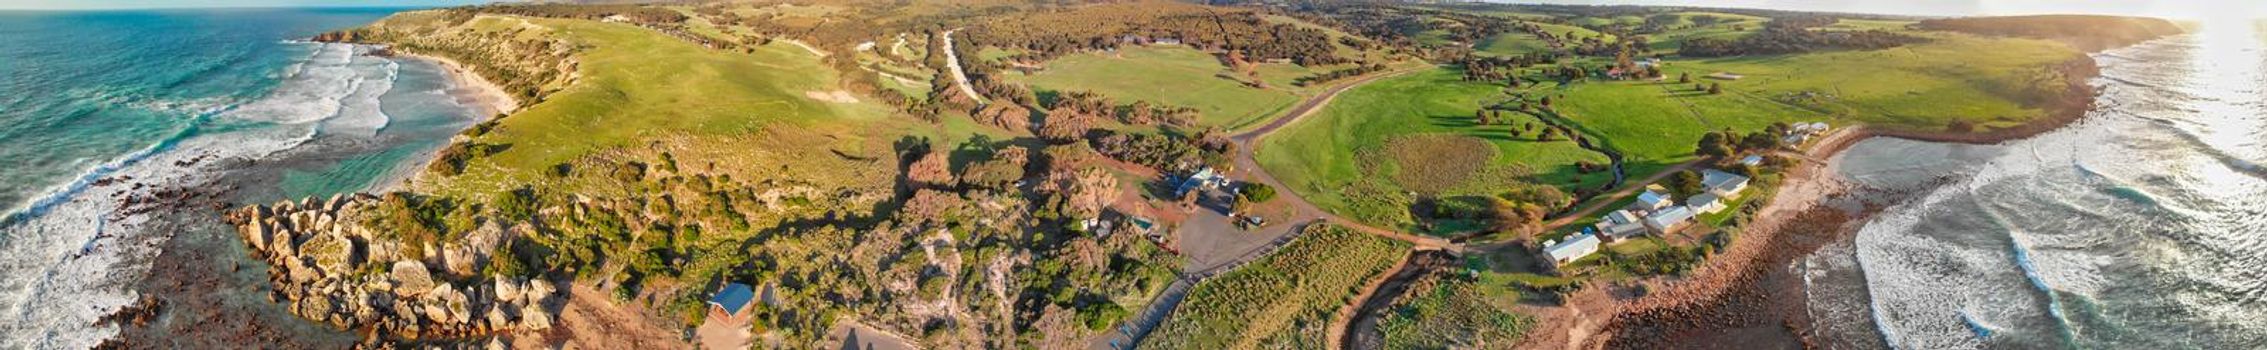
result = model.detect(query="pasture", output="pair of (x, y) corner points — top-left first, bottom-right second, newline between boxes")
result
(1257, 67), (1612, 231)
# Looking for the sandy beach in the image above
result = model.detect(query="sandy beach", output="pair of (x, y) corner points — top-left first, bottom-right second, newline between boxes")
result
(394, 50), (520, 116)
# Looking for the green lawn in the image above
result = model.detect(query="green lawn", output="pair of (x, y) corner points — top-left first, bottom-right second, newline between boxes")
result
(404, 17), (926, 198)
(1475, 32), (1552, 56)
(1004, 46), (1326, 131)
(1526, 31), (2081, 182)
(1257, 67), (1613, 230)
(1642, 12), (1768, 54)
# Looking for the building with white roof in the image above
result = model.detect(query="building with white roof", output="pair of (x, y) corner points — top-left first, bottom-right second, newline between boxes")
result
(1601, 221), (1651, 241)
(1632, 190), (1675, 211)
(1544, 232), (1603, 265)
(1701, 169), (1751, 199)
(1644, 205), (1697, 235)
(1687, 192), (1726, 214)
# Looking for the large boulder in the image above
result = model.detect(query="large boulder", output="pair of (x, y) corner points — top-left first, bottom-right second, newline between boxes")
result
(518, 303), (552, 330)
(299, 227), (351, 274)
(493, 277), (523, 305)
(429, 283), (470, 324)
(524, 279), (556, 305)
(392, 260), (436, 298)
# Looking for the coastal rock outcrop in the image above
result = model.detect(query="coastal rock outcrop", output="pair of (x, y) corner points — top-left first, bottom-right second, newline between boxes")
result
(225, 194), (558, 339)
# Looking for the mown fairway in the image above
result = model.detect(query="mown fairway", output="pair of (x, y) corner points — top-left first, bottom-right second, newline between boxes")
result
(1003, 46), (1333, 131)
(1147, 225), (1410, 350)
(1257, 67), (1611, 230)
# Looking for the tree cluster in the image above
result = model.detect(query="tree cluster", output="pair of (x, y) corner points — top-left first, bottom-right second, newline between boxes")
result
(1679, 17), (1922, 57)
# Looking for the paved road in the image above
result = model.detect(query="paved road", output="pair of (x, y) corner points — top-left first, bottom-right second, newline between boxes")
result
(939, 28), (985, 104)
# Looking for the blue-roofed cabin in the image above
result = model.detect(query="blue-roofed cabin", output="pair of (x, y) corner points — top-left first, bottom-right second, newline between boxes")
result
(709, 283), (757, 319)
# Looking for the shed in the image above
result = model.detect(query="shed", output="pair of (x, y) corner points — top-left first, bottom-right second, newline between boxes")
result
(709, 283), (757, 317)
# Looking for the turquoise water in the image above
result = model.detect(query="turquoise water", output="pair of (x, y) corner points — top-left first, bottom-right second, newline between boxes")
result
(0, 8), (494, 347)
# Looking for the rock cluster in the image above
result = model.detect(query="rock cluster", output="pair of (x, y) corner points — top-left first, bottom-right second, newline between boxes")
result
(228, 194), (558, 339)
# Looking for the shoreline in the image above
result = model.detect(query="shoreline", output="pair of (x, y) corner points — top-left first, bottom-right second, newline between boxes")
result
(1569, 39), (2142, 349)
(366, 49), (522, 193)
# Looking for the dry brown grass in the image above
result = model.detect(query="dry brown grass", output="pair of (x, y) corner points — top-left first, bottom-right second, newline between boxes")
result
(1369, 134), (1496, 194)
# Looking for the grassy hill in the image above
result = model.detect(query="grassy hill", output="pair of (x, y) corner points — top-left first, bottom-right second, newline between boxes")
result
(1002, 46), (1330, 131)
(1257, 67), (1610, 232)
(378, 14), (934, 202)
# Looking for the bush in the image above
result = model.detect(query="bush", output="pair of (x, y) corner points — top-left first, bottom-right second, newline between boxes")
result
(1237, 182), (1277, 203)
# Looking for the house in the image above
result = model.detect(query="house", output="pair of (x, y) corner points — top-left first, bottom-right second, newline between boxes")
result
(1601, 221), (1651, 241)
(1173, 168), (1225, 199)
(1740, 154), (1765, 167)
(708, 283), (758, 321)
(1688, 192), (1726, 214)
(1644, 206), (1697, 234)
(698, 283), (759, 350)
(1605, 209), (1642, 226)
(1631, 190), (1675, 211)
(1783, 122), (1830, 146)
(1543, 232), (1603, 264)
(1701, 169), (1751, 199)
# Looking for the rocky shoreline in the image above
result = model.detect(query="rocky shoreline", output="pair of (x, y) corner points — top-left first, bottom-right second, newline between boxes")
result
(1571, 33), (2175, 349)
(223, 194), (558, 340)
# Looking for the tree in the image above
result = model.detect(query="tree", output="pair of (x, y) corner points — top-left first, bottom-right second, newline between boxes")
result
(1475, 109), (1491, 125)
(1670, 170), (1703, 197)
(1695, 132), (1733, 157)
(1045, 167), (1120, 221)
(1739, 132), (1779, 152)
(1238, 182), (1277, 203)
(1487, 197), (1542, 234)
(907, 149), (955, 188)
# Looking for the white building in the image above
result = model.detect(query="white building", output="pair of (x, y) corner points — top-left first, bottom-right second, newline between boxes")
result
(1544, 232), (1603, 265)
(1632, 190), (1675, 211)
(1701, 169), (1751, 199)
(1644, 205), (1697, 235)
(1601, 221), (1651, 241)
(1687, 192), (1726, 214)
(1605, 209), (1642, 226)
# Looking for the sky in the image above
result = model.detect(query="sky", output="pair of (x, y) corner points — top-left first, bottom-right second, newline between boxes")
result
(0, 0), (489, 10)
(1508, 0), (2263, 19)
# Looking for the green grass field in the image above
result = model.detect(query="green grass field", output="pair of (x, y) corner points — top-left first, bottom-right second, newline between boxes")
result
(1148, 225), (1410, 350)
(1003, 46), (1332, 131)
(1642, 12), (1768, 54)
(395, 16), (978, 200)
(1256, 67), (1612, 230)
(1515, 31), (2081, 181)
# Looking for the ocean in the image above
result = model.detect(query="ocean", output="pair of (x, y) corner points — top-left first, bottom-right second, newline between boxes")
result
(0, 8), (496, 348)
(1803, 21), (2267, 349)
